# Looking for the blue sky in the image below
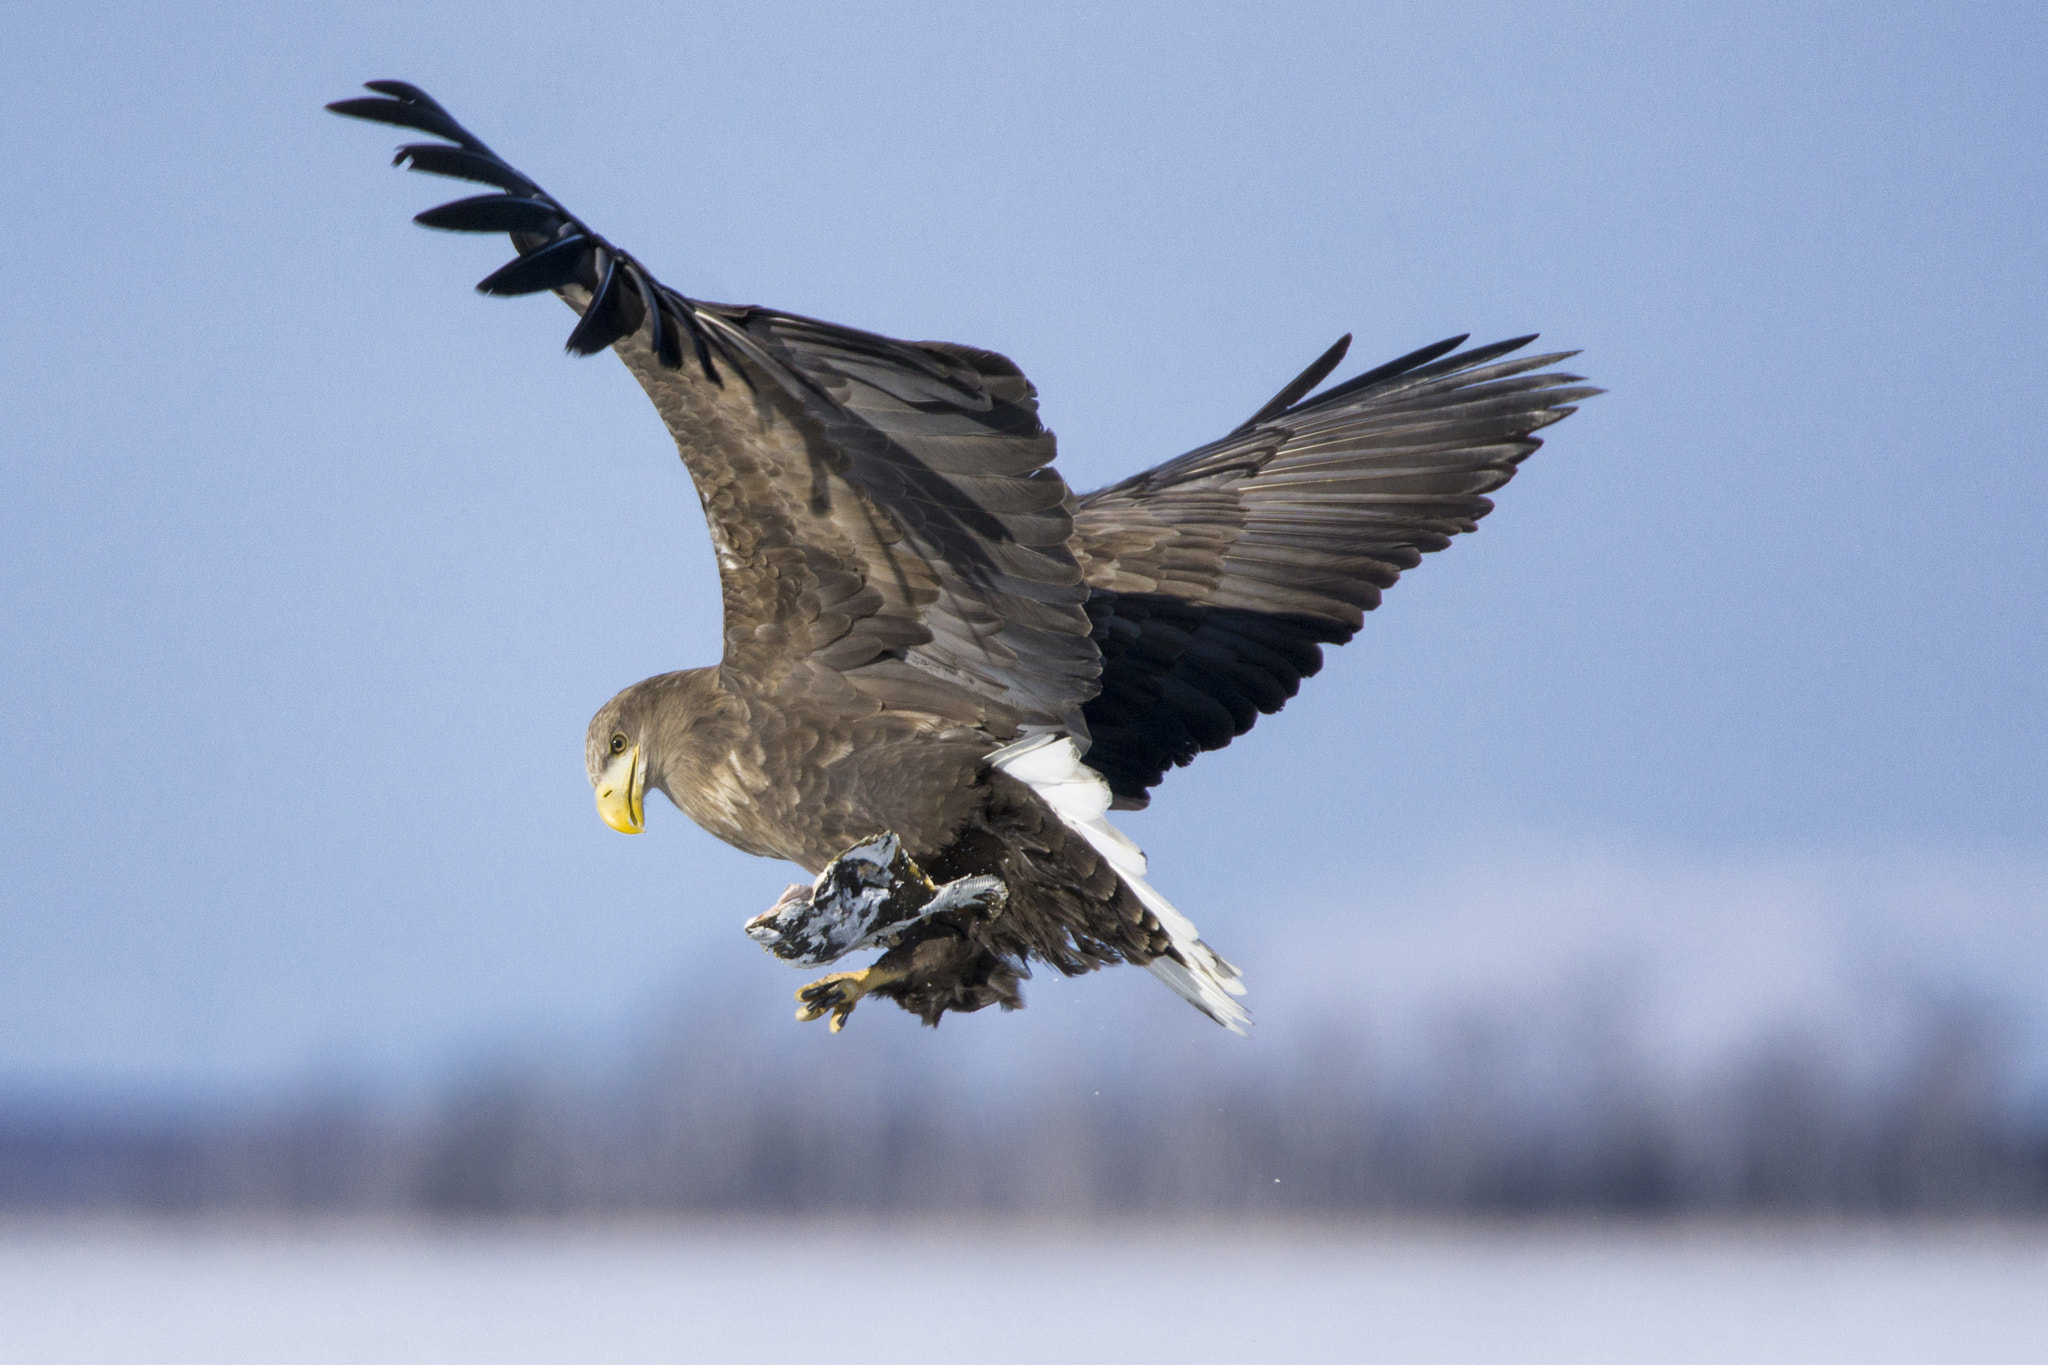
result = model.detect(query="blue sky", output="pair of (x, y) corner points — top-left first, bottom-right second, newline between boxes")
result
(2, 1), (2043, 1090)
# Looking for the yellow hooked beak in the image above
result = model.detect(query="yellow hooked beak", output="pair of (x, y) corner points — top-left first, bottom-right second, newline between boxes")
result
(594, 744), (646, 834)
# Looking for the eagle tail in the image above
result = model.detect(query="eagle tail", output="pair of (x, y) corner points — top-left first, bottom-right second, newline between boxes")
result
(989, 736), (1250, 1033)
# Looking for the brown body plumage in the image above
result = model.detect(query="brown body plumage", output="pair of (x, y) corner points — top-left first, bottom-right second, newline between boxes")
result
(334, 83), (1598, 1030)
(589, 663), (1174, 1024)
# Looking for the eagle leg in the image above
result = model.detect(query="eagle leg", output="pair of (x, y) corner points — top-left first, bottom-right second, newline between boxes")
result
(745, 832), (1006, 968)
(794, 961), (910, 1033)
(795, 924), (1026, 1031)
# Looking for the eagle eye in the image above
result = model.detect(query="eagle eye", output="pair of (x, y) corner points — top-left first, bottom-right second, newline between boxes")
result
(609, 732), (628, 756)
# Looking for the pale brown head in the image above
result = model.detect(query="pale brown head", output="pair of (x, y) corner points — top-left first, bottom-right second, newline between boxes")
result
(584, 667), (735, 833)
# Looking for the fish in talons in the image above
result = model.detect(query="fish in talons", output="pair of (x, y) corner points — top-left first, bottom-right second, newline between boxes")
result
(745, 833), (1008, 1031)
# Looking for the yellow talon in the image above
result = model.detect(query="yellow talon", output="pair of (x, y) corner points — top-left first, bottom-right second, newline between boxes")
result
(795, 970), (871, 1031)
(795, 958), (914, 1032)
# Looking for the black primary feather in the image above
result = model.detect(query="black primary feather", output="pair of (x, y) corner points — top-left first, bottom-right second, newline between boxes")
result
(476, 235), (592, 296)
(1229, 333), (1351, 436)
(393, 143), (537, 194)
(1284, 334), (1469, 417)
(673, 301), (726, 387)
(413, 195), (565, 235)
(324, 96), (475, 147)
(634, 267), (676, 369)
(564, 251), (635, 356)
(1338, 334), (1539, 401)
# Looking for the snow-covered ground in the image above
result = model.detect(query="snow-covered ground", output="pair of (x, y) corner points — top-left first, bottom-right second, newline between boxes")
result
(3, 1220), (2042, 1365)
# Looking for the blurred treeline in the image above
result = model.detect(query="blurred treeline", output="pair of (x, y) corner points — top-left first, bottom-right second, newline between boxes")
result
(5, 987), (2043, 1218)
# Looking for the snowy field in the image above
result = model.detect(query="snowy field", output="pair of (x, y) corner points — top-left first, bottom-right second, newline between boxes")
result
(2, 1221), (2043, 1364)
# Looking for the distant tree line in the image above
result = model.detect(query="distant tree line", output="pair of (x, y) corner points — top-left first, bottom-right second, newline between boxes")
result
(4, 992), (2043, 1218)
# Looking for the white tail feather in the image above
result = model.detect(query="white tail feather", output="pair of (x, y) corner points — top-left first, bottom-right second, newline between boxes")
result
(990, 736), (1250, 1033)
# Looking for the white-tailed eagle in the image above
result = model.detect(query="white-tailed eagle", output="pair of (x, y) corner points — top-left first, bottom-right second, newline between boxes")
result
(331, 82), (1597, 1033)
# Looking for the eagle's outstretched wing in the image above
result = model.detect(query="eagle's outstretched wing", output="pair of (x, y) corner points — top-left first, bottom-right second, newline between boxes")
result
(330, 83), (1098, 736)
(1075, 334), (1599, 807)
